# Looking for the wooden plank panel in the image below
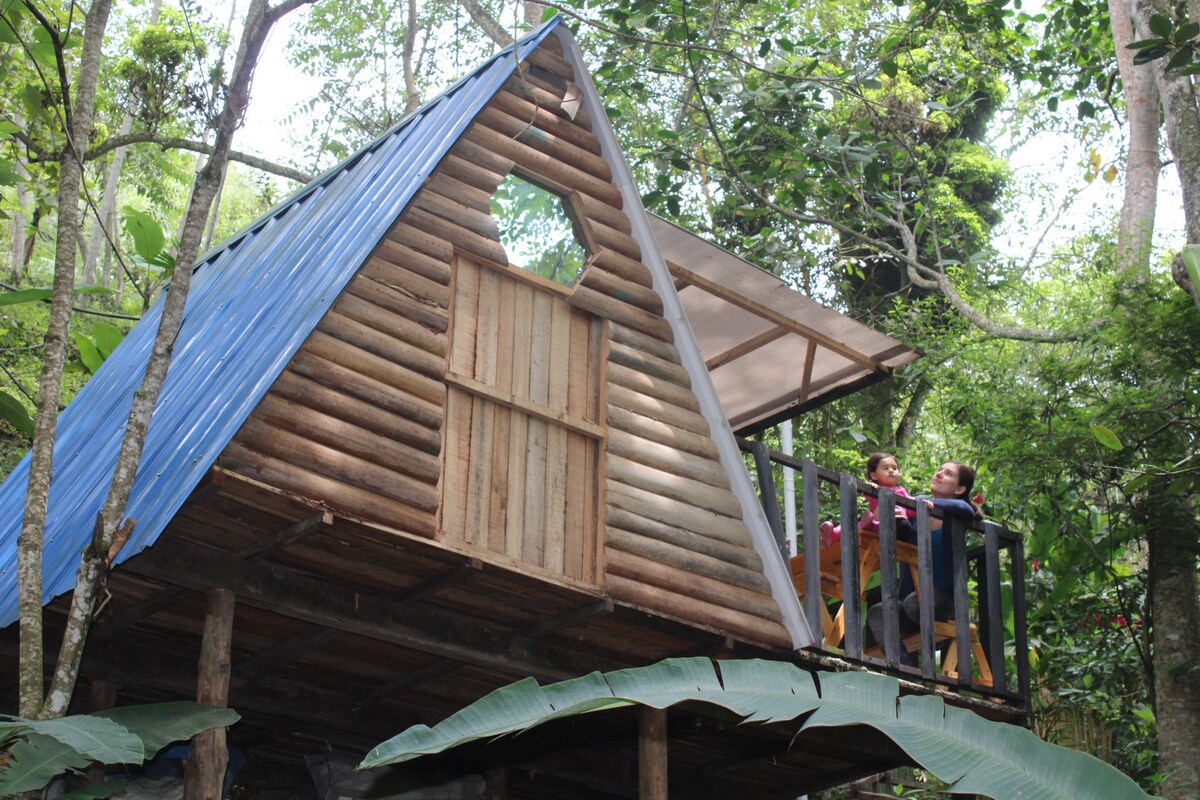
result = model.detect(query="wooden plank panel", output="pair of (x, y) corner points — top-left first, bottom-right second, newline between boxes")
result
(529, 291), (553, 406)
(492, 276), (516, 396)
(487, 404), (511, 554)
(566, 310), (589, 421)
(441, 387), (471, 542)
(544, 424), (568, 573)
(504, 405), (529, 560)
(547, 295), (571, 413)
(450, 259), (480, 377)
(474, 267), (501, 386)
(510, 281), (534, 402)
(464, 395), (495, 547)
(523, 417), (549, 567)
(563, 431), (586, 580)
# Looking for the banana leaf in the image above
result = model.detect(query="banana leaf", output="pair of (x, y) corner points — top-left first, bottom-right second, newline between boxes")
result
(362, 657), (1157, 800)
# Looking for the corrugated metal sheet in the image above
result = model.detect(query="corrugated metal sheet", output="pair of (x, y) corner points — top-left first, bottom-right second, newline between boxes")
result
(0, 20), (561, 627)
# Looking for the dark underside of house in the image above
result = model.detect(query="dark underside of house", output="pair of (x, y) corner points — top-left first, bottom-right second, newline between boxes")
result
(0, 469), (1022, 799)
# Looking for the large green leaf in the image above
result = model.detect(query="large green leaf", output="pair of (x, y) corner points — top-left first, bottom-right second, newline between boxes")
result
(0, 703), (238, 794)
(18, 715), (142, 765)
(0, 389), (33, 436)
(95, 702), (240, 756)
(362, 659), (1158, 800)
(0, 731), (93, 794)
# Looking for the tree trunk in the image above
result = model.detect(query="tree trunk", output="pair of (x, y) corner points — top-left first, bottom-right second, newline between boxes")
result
(40, 0), (316, 720)
(82, 1), (163, 289)
(1109, 0), (1160, 286)
(1143, 492), (1200, 800)
(17, 0), (114, 718)
(7, 109), (31, 286)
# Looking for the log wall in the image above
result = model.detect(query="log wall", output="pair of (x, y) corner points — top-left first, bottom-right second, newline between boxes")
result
(218, 35), (788, 647)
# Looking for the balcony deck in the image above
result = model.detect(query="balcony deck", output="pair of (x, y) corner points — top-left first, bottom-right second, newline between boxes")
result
(740, 439), (1031, 710)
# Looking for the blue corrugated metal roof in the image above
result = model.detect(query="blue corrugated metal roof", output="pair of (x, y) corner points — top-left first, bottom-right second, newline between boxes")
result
(0, 19), (563, 627)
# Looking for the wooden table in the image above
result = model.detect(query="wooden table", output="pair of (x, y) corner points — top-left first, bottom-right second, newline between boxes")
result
(789, 529), (882, 647)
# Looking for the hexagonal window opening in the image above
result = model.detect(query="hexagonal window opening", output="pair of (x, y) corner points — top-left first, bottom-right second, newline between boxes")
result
(490, 172), (591, 287)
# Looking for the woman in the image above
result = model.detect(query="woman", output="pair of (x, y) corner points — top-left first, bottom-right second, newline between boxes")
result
(866, 461), (981, 667)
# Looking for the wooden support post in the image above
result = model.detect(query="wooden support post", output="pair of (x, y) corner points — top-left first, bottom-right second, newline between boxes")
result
(639, 707), (667, 800)
(485, 765), (508, 800)
(185, 588), (236, 800)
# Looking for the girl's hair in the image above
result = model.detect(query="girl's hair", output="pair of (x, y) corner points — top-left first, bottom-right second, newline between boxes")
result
(950, 460), (984, 520)
(865, 452), (896, 477)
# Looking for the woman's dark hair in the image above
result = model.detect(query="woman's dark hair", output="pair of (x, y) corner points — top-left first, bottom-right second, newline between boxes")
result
(866, 452), (895, 477)
(950, 461), (983, 519)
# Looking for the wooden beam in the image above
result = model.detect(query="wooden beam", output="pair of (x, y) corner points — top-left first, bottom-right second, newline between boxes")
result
(233, 626), (344, 682)
(796, 338), (818, 404)
(392, 558), (482, 605)
(94, 585), (188, 638)
(235, 511), (333, 560)
(704, 326), (788, 371)
(639, 707), (667, 800)
(522, 599), (613, 638)
(184, 588), (235, 800)
(124, 538), (626, 681)
(667, 261), (889, 374)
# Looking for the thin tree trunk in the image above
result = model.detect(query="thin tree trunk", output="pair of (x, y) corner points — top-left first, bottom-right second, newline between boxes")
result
(1109, 0), (1160, 286)
(40, 0), (316, 720)
(1133, 0), (1200, 307)
(83, 0), (163, 289)
(402, 0), (422, 115)
(1142, 492), (1200, 800)
(17, 0), (114, 719)
(8, 110), (31, 285)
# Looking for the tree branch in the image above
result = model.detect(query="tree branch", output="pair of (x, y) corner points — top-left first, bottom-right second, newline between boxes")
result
(84, 132), (313, 183)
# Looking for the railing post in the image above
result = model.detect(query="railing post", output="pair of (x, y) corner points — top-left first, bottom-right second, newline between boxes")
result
(839, 474), (862, 658)
(801, 460), (822, 644)
(983, 523), (1007, 693)
(915, 502), (936, 679)
(948, 516), (973, 686)
(1011, 532), (1032, 707)
(877, 488), (901, 669)
(750, 440), (788, 562)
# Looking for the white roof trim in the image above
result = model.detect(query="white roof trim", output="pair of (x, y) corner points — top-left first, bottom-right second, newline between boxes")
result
(554, 27), (815, 649)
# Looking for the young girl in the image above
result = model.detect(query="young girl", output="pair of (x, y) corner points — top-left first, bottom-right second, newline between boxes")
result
(818, 452), (916, 546)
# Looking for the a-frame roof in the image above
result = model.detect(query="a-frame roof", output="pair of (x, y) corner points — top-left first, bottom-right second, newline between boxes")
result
(0, 23), (562, 626)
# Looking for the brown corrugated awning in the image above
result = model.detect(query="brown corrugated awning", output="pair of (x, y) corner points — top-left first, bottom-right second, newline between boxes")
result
(649, 216), (919, 435)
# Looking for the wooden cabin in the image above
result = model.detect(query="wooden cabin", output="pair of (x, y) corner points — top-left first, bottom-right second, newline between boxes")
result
(0, 18), (1028, 799)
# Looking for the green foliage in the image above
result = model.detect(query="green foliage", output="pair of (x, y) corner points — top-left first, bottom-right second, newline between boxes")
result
(364, 658), (1156, 799)
(115, 9), (219, 132)
(490, 173), (589, 286)
(0, 702), (239, 795)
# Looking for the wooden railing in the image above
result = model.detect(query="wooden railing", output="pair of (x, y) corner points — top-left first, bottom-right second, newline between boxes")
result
(740, 439), (1031, 707)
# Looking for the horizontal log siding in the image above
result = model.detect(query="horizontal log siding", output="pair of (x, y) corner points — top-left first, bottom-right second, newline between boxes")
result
(220, 174), (452, 533)
(218, 38), (786, 647)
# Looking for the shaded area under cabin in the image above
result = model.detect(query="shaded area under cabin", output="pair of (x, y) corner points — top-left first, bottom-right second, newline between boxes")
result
(0, 17), (1029, 799)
